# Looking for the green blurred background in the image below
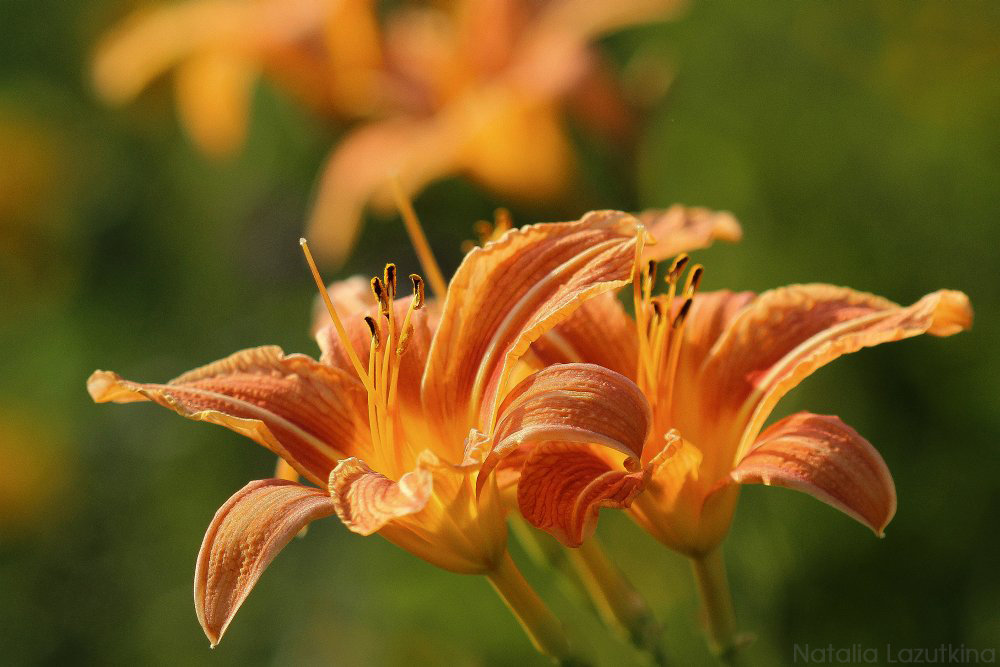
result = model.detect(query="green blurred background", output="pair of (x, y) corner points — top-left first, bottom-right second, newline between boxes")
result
(2, 1), (998, 665)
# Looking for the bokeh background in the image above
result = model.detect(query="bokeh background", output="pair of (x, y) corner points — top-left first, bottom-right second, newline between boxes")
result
(2, 1), (998, 665)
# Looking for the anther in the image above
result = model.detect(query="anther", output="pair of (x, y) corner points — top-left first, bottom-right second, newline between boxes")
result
(410, 274), (425, 309)
(383, 263), (397, 298)
(673, 298), (693, 329)
(371, 276), (389, 314)
(667, 254), (689, 283)
(647, 260), (657, 285)
(651, 300), (664, 320)
(686, 265), (704, 294)
(364, 315), (381, 349)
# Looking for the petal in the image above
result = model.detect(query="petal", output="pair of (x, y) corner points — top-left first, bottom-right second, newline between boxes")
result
(491, 363), (652, 462)
(315, 296), (439, 418)
(730, 413), (896, 536)
(174, 51), (257, 157)
(329, 451), (508, 574)
(636, 205), (743, 262)
(327, 457), (433, 536)
(308, 275), (376, 338)
(422, 211), (647, 440)
(87, 346), (370, 485)
(303, 117), (465, 263)
(697, 286), (972, 474)
(194, 479), (335, 646)
(530, 291), (638, 378)
(517, 442), (645, 547)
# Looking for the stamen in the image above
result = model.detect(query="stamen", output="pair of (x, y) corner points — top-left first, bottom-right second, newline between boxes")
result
(390, 177), (448, 299)
(665, 253), (688, 282)
(300, 239), (373, 392)
(409, 274), (425, 309)
(383, 263), (397, 298)
(364, 315), (381, 349)
(647, 260), (657, 286)
(371, 276), (389, 315)
(673, 297), (693, 329)
(684, 264), (704, 297)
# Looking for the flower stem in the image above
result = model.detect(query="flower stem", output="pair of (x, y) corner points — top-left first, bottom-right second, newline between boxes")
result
(690, 547), (745, 663)
(487, 550), (575, 663)
(568, 538), (668, 665)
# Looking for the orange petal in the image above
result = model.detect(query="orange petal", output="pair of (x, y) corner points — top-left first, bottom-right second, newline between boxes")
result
(174, 51), (257, 157)
(697, 286), (972, 475)
(315, 296), (438, 418)
(636, 205), (743, 262)
(517, 442), (645, 547)
(327, 457), (433, 536)
(304, 117), (464, 263)
(308, 275), (376, 338)
(329, 451), (508, 573)
(530, 291), (638, 378)
(194, 479), (335, 646)
(730, 413), (896, 536)
(87, 346), (370, 485)
(423, 211), (647, 441)
(478, 363), (651, 499)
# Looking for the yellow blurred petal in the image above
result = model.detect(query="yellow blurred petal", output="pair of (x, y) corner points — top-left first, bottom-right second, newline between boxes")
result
(174, 51), (257, 157)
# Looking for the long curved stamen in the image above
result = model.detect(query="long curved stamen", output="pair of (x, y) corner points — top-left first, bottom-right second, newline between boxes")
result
(390, 178), (448, 299)
(301, 238), (374, 393)
(364, 316), (384, 449)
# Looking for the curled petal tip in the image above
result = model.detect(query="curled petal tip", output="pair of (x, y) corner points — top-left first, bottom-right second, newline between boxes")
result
(927, 289), (973, 336)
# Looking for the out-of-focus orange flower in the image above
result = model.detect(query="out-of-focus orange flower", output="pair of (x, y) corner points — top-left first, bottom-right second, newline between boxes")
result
(87, 211), (655, 659)
(93, 0), (686, 260)
(515, 215), (973, 653)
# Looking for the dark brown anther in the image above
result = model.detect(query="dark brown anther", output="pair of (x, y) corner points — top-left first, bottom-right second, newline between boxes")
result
(651, 300), (664, 320)
(688, 265), (704, 294)
(667, 254), (689, 283)
(364, 315), (381, 349)
(383, 263), (397, 298)
(371, 276), (389, 314)
(647, 260), (657, 285)
(673, 298), (693, 329)
(409, 274), (425, 309)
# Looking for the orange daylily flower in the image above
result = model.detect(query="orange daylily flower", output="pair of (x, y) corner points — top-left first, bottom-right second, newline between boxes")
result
(520, 243), (972, 651)
(93, 0), (687, 260)
(87, 211), (662, 658)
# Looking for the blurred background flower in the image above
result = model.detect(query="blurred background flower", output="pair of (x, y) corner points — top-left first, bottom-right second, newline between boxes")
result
(93, 0), (686, 261)
(1, 1), (998, 665)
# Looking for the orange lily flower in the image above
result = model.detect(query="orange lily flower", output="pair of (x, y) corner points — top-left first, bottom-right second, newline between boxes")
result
(93, 0), (686, 260)
(517, 238), (973, 653)
(87, 211), (666, 658)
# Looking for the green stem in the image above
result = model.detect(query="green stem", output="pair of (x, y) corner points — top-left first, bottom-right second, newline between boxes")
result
(690, 547), (744, 663)
(487, 550), (574, 663)
(568, 539), (668, 665)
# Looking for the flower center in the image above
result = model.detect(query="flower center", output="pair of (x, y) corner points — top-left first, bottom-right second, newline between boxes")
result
(632, 247), (703, 436)
(301, 239), (425, 471)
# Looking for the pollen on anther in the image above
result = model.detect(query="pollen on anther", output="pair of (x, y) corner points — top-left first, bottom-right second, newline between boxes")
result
(383, 263), (397, 296)
(364, 315), (381, 348)
(410, 274), (425, 309)
(673, 298), (693, 328)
